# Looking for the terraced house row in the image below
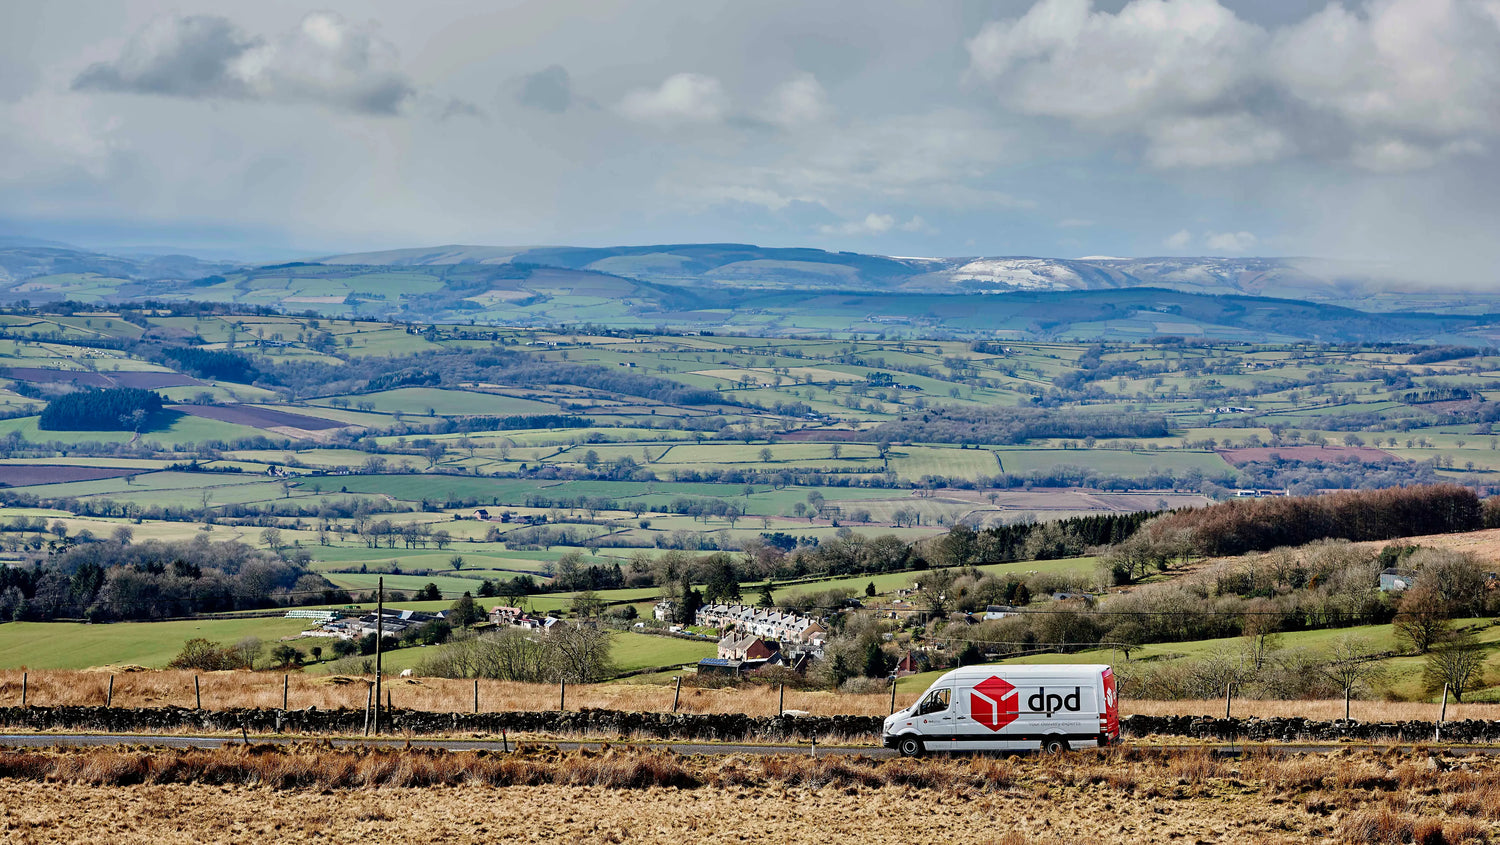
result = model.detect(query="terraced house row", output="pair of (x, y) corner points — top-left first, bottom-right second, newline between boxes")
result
(694, 604), (827, 645)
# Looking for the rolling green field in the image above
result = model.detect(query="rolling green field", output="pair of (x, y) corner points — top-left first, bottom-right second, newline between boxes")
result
(5, 302), (1500, 692)
(0, 618), (313, 670)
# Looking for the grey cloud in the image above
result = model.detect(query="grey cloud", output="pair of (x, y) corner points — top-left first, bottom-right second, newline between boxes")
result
(74, 15), (255, 99)
(73, 12), (414, 115)
(436, 98), (486, 121)
(515, 65), (573, 113)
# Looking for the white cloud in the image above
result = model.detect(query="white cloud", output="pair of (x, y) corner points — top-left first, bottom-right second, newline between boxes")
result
(968, 0), (1500, 172)
(762, 73), (828, 127)
(73, 12), (414, 114)
(618, 73), (728, 124)
(968, 0), (1262, 124)
(819, 212), (929, 236)
(1163, 229), (1193, 250)
(1204, 230), (1257, 252)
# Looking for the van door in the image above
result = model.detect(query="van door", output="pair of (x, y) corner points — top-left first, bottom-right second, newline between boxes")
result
(913, 686), (955, 751)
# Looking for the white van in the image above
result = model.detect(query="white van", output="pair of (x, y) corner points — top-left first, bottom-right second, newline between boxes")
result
(883, 664), (1119, 756)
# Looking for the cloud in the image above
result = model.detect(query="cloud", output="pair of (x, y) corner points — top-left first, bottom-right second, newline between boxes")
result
(968, 0), (1500, 172)
(435, 98), (485, 122)
(1164, 229), (1193, 250)
(515, 65), (573, 113)
(819, 212), (928, 236)
(1204, 230), (1257, 252)
(968, 0), (1262, 124)
(73, 12), (414, 115)
(762, 73), (828, 127)
(618, 73), (728, 124)
(1144, 113), (1291, 168)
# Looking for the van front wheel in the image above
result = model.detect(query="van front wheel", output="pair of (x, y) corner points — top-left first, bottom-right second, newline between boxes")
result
(1043, 738), (1068, 755)
(897, 737), (924, 758)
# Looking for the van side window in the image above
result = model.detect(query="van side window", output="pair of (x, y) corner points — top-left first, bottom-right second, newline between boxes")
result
(919, 688), (951, 715)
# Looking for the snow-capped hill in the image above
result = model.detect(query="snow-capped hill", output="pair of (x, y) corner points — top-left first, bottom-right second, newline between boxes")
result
(947, 258), (1087, 291)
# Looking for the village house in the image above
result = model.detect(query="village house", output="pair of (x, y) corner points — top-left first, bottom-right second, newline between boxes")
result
(717, 634), (779, 662)
(652, 600), (676, 622)
(487, 604), (561, 631)
(895, 653), (920, 677)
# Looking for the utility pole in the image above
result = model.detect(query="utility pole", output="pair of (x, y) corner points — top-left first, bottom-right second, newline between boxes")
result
(374, 576), (383, 734)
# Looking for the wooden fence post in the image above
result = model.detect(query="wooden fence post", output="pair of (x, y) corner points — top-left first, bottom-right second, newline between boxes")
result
(474, 679), (479, 715)
(363, 684), (373, 737)
(283, 674), (289, 710)
(1436, 684), (1450, 742)
(560, 680), (566, 711)
(194, 675), (201, 710)
(1223, 683), (1232, 719)
(20, 672), (25, 708)
(106, 675), (114, 708)
(778, 683), (784, 716)
(890, 680), (898, 714)
(672, 676), (681, 713)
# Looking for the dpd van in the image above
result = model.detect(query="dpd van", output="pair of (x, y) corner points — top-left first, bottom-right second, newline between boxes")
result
(883, 664), (1119, 756)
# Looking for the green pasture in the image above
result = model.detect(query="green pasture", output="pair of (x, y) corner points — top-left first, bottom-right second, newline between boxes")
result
(315, 387), (559, 417)
(0, 617), (313, 670)
(0, 413), (266, 447)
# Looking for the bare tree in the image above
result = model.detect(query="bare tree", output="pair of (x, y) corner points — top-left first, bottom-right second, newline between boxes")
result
(1319, 634), (1389, 701)
(1424, 630), (1488, 702)
(1393, 583), (1452, 654)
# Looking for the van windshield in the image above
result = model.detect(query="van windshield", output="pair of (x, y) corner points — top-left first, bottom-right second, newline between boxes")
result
(918, 688), (951, 715)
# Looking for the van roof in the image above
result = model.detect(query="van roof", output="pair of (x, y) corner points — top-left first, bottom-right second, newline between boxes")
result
(929, 664), (1110, 684)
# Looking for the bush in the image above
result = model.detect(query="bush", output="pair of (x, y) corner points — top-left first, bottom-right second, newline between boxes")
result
(269, 643), (304, 669)
(167, 638), (253, 671)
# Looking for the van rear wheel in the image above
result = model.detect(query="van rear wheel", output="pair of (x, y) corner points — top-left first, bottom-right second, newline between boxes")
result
(897, 737), (924, 758)
(1043, 738), (1069, 755)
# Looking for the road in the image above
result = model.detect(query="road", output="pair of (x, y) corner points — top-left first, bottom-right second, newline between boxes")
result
(2, 732), (1498, 757)
(0, 732), (894, 757)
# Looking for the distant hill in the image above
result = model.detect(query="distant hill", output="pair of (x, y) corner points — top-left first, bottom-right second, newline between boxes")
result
(2, 237), (1498, 344)
(315, 243), (1464, 309)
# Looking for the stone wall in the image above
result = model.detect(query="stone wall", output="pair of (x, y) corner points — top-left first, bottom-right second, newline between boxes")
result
(0, 706), (1494, 744)
(0, 706), (883, 742)
(1120, 714), (1498, 743)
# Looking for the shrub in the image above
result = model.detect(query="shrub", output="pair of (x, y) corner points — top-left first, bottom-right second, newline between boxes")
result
(167, 638), (254, 671)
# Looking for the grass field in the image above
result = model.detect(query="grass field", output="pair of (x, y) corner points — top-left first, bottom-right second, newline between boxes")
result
(0, 413), (266, 447)
(610, 632), (715, 672)
(0, 618), (312, 670)
(315, 388), (560, 417)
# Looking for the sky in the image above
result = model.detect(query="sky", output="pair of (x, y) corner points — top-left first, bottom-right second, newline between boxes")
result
(1, 0), (1498, 277)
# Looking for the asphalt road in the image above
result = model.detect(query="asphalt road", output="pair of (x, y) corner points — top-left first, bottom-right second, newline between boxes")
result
(0, 732), (895, 757)
(3, 733), (1499, 757)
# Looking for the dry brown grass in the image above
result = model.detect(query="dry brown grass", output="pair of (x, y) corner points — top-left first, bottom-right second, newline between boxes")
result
(0, 669), (915, 716)
(1126, 697), (1500, 722)
(0, 746), (1496, 843)
(6, 669), (1498, 726)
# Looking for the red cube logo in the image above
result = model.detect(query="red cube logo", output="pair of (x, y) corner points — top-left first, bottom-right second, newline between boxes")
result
(970, 675), (1019, 732)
